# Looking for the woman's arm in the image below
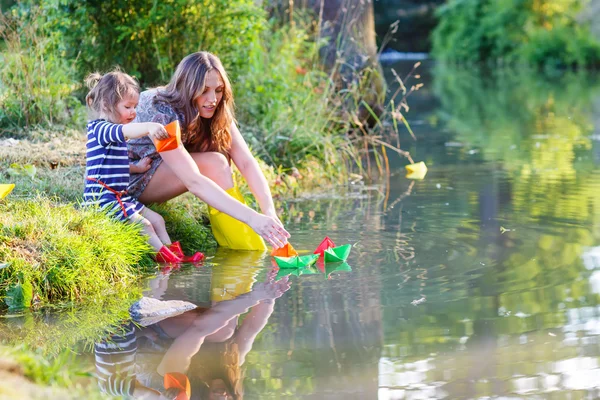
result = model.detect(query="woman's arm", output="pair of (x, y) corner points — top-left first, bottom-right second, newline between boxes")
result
(159, 147), (289, 248)
(156, 291), (262, 375)
(234, 277), (291, 365)
(228, 122), (279, 219)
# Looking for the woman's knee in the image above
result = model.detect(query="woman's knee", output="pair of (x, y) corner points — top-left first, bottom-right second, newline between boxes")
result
(192, 152), (233, 187)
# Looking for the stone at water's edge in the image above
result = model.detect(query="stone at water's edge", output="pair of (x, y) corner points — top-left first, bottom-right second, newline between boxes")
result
(130, 297), (197, 327)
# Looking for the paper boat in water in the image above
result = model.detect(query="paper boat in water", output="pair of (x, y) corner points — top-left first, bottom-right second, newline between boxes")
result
(405, 161), (427, 180)
(270, 243), (299, 257)
(323, 244), (352, 263)
(274, 254), (319, 269)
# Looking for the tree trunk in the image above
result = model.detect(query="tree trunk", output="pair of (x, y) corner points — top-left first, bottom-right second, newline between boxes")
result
(305, 0), (387, 121)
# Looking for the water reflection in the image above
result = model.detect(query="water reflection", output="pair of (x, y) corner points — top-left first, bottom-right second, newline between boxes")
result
(2, 64), (600, 398)
(95, 266), (291, 399)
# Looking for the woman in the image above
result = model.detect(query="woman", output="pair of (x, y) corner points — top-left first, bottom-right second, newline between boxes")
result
(128, 52), (289, 249)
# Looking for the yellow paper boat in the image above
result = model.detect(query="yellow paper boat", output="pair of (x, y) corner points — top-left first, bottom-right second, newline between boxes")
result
(405, 161), (427, 180)
(0, 184), (15, 199)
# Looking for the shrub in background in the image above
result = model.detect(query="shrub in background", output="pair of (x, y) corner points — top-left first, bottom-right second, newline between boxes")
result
(54, 0), (265, 87)
(0, 4), (84, 132)
(432, 0), (600, 69)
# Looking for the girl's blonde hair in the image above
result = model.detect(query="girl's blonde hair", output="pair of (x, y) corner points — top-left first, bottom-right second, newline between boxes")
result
(85, 69), (139, 121)
(154, 52), (234, 154)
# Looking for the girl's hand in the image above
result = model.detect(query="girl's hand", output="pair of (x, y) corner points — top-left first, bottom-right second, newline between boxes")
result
(248, 213), (290, 248)
(130, 157), (152, 174)
(147, 123), (169, 141)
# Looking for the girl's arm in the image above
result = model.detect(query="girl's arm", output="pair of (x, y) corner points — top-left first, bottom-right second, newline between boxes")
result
(123, 122), (168, 141)
(228, 122), (279, 220)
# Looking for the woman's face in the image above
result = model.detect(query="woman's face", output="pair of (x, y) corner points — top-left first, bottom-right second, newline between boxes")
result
(195, 69), (224, 119)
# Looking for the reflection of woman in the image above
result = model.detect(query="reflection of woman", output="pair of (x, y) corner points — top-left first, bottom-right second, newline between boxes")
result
(95, 271), (291, 399)
(128, 52), (289, 248)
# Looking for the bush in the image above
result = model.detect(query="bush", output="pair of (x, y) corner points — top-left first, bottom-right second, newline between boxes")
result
(235, 19), (351, 179)
(54, 0), (265, 86)
(432, 0), (600, 69)
(0, 5), (85, 131)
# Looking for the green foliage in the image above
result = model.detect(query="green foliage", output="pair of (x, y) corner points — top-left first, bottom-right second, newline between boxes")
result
(0, 4), (85, 132)
(7, 163), (36, 179)
(0, 295), (139, 355)
(236, 21), (349, 177)
(54, 0), (265, 86)
(432, 0), (600, 69)
(0, 197), (155, 308)
(0, 345), (106, 398)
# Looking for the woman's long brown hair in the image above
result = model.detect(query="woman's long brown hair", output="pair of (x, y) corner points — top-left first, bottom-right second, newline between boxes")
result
(154, 52), (234, 154)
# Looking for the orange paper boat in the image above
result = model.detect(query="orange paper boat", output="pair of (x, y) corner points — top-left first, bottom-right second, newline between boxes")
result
(270, 243), (299, 257)
(164, 372), (191, 400)
(154, 120), (182, 153)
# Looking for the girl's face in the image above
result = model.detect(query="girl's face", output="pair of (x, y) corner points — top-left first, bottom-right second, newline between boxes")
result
(195, 69), (224, 119)
(114, 93), (139, 124)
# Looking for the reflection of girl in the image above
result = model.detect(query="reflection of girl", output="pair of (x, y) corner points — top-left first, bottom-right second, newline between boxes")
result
(95, 272), (290, 399)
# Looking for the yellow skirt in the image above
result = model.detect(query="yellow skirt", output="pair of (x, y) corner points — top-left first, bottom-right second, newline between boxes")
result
(208, 186), (267, 251)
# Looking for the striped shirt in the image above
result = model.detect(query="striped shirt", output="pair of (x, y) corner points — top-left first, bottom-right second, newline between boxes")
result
(83, 119), (144, 221)
(94, 323), (137, 396)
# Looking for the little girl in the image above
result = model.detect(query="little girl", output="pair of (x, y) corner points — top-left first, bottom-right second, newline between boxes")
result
(84, 69), (203, 263)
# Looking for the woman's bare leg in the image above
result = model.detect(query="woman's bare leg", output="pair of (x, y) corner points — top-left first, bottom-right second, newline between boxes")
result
(138, 152), (234, 204)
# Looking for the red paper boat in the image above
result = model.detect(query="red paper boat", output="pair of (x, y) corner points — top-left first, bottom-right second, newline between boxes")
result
(313, 236), (336, 258)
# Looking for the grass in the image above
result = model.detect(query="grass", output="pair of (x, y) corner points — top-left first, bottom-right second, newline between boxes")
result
(0, 197), (155, 309)
(0, 345), (106, 399)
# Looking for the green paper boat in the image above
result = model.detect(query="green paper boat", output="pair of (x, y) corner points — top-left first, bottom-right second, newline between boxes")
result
(323, 244), (352, 263)
(274, 254), (319, 269)
(325, 261), (352, 277)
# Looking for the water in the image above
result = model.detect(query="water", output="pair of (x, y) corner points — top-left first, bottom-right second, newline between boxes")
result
(4, 62), (600, 399)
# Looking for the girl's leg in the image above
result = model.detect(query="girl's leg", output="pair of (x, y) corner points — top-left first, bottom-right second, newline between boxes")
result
(129, 213), (163, 251)
(140, 208), (171, 245)
(138, 152), (233, 204)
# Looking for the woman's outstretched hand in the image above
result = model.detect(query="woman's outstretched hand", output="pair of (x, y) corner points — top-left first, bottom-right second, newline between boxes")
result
(251, 276), (292, 303)
(248, 213), (290, 248)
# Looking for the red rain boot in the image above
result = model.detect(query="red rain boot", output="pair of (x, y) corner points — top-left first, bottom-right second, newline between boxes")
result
(169, 241), (205, 263)
(156, 245), (182, 263)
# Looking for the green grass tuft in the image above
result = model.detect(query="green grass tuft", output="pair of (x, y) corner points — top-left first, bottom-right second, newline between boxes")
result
(0, 197), (155, 309)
